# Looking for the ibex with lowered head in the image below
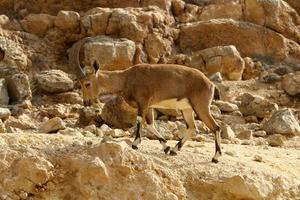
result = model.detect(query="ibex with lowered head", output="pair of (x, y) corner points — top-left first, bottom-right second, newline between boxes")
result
(69, 38), (222, 163)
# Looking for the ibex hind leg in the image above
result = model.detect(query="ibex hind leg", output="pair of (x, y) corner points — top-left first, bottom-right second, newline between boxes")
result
(190, 95), (222, 163)
(146, 108), (171, 154)
(169, 108), (196, 156)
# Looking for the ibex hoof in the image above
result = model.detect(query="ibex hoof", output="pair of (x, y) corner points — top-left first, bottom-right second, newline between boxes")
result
(211, 158), (219, 163)
(132, 145), (138, 150)
(164, 146), (170, 154)
(169, 150), (177, 156)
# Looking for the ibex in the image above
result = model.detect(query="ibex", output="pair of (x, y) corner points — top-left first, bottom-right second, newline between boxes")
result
(69, 38), (222, 163)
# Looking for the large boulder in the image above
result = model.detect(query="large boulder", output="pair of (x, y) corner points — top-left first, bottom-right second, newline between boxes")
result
(244, 0), (300, 43)
(83, 36), (136, 70)
(238, 93), (279, 118)
(180, 19), (300, 64)
(0, 79), (9, 105)
(54, 10), (80, 32)
(20, 14), (54, 36)
(36, 70), (74, 93)
(187, 45), (245, 80)
(282, 72), (300, 96)
(101, 96), (137, 129)
(6, 73), (32, 103)
(263, 108), (300, 136)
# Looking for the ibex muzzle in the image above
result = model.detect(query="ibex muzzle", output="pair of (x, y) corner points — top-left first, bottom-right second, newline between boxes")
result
(69, 38), (222, 163)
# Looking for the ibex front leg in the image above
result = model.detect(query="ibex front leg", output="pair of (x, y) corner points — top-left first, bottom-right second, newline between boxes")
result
(170, 108), (196, 155)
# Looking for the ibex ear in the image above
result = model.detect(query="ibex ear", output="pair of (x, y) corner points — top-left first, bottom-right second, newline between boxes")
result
(93, 60), (100, 72)
(0, 48), (5, 61)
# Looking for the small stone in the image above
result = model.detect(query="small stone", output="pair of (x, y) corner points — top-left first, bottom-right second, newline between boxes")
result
(244, 116), (259, 123)
(0, 119), (6, 133)
(220, 124), (235, 140)
(39, 117), (66, 133)
(253, 130), (267, 137)
(0, 108), (11, 120)
(0, 79), (9, 105)
(84, 124), (97, 134)
(209, 72), (223, 83)
(214, 100), (239, 112)
(237, 130), (253, 140)
(108, 129), (130, 138)
(253, 155), (263, 162)
(267, 134), (284, 147)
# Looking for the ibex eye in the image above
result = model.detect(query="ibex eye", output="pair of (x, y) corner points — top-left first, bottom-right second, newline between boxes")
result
(85, 83), (91, 87)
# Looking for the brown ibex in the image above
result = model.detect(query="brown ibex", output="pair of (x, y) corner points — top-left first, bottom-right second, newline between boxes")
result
(69, 38), (222, 163)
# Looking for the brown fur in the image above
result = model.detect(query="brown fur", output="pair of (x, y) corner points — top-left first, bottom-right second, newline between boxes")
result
(69, 38), (222, 162)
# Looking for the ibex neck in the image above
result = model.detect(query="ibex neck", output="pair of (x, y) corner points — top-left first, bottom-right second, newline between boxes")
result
(99, 70), (126, 94)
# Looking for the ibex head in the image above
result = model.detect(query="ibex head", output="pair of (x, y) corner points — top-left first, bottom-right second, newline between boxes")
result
(69, 38), (101, 106)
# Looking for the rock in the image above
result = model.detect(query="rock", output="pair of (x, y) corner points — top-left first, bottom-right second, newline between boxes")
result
(213, 100), (239, 112)
(0, 119), (6, 133)
(101, 96), (137, 129)
(0, 108), (11, 120)
(82, 36), (136, 71)
(40, 104), (70, 119)
(267, 134), (284, 147)
(237, 130), (253, 140)
(239, 93), (278, 118)
(244, 116), (259, 123)
(0, 79), (9, 105)
(81, 8), (111, 36)
(107, 129), (131, 138)
(253, 155), (263, 162)
(0, 14), (9, 28)
(5, 114), (37, 131)
(180, 19), (300, 64)
(144, 32), (172, 63)
(282, 72), (300, 96)
(209, 72), (223, 83)
(242, 57), (261, 80)
(220, 124), (235, 140)
(58, 128), (83, 137)
(47, 92), (83, 104)
(6, 73), (32, 103)
(244, 0), (300, 43)
(263, 108), (300, 136)
(20, 14), (54, 36)
(36, 70), (74, 93)
(253, 130), (267, 138)
(39, 117), (66, 133)
(187, 45), (245, 80)
(78, 106), (102, 126)
(54, 10), (80, 31)
(260, 72), (282, 83)
(284, 0), (300, 14)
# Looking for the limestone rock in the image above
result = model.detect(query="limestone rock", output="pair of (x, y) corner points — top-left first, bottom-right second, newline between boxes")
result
(5, 114), (37, 131)
(263, 108), (300, 136)
(83, 36), (136, 71)
(284, 0), (300, 14)
(40, 104), (70, 119)
(220, 124), (235, 140)
(253, 130), (267, 137)
(180, 19), (300, 64)
(78, 106), (102, 126)
(189, 45), (245, 80)
(54, 10), (80, 31)
(6, 73), (32, 103)
(242, 57), (262, 80)
(214, 100), (239, 112)
(45, 92), (83, 104)
(267, 134), (284, 147)
(20, 14), (54, 36)
(0, 79), (9, 105)
(0, 119), (6, 133)
(0, 108), (11, 120)
(101, 96), (137, 129)
(209, 72), (223, 83)
(239, 93), (278, 118)
(237, 130), (253, 140)
(36, 70), (74, 93)
(282, 72), (300, 96)
(244, 0), (300, 43)
(39, 117), (66, 133)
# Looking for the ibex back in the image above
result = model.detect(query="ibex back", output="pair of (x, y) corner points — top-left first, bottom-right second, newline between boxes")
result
(69, 38), (222, 163)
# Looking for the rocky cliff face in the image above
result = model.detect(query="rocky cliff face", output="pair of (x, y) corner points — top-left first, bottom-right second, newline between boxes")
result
(0, 0), (299, 199)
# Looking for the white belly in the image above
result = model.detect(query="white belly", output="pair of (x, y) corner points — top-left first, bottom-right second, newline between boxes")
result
(150, 98), (192, 110)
